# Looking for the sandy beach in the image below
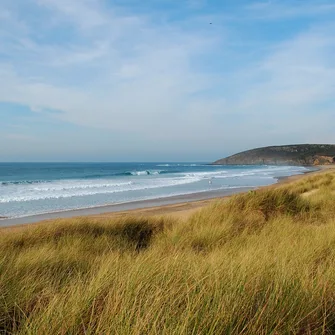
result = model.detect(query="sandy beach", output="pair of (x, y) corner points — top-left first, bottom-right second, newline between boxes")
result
(0, 165), (335, 333)
(87, 165), (334, 220)
(1, 165), (333, 230)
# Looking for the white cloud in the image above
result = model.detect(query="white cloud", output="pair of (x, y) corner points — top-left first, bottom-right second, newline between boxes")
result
(34, 0), (109, 28)
(0, 0), (221, 141)
(0, 0), (334, 159)
(239, 26), (335, 110)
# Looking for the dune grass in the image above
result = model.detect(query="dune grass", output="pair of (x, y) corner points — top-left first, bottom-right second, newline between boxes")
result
(0, 171), (335, 334)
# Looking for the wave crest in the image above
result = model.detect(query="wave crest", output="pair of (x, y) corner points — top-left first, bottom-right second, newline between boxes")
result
(1, 180), (47, 186)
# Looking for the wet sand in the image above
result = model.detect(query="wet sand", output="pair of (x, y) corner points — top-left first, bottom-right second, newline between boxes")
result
(1, 165), (334, 229)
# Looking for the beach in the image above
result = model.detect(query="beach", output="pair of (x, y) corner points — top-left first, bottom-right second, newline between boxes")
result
(0, 163), (310, 227)
(1, 165), (332, 229)
(1, 165), (335, 333)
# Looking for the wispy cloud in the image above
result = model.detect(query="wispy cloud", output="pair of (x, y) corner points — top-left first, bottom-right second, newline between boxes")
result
(0, 0), (219, 137)
(245, 0), (335, 20)
(34, 0), (109, 28)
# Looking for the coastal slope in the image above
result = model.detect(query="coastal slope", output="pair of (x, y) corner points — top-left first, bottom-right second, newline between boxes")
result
(213, 144), (335, 166)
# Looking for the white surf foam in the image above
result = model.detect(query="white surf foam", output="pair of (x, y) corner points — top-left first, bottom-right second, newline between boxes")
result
(0, 165), (308, 204)
(0, 175), (202, 203)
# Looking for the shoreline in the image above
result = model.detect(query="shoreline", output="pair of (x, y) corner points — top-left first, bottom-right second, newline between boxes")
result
(0, 187), (255, 227)
(1, 166), (332, 229)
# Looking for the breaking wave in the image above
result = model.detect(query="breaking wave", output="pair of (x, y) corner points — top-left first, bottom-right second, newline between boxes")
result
(0, 176), (202, 203)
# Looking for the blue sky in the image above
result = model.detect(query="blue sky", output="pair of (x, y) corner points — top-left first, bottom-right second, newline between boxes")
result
(1, 0), (334, 162)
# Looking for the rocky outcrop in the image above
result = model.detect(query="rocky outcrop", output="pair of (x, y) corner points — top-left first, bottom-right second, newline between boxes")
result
(213, 144), (335, 166)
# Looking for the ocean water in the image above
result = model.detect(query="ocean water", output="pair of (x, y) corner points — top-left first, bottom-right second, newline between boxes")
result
(0, 163), (309, 219)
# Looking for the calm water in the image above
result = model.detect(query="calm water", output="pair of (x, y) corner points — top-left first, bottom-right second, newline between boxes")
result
(0, 163), (308, 218)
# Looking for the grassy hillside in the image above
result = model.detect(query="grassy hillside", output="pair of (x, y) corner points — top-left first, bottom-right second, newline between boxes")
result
(1, 171), (335, 334)
(213, 144), (335, 165)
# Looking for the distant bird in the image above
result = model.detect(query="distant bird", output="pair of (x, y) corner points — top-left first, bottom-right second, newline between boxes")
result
(209, 23), (212, 24)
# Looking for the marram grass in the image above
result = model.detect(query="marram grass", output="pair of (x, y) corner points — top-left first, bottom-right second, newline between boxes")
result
(0, 171), (335, 334)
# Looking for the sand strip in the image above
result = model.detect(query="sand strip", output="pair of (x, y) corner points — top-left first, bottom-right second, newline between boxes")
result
(1, 165), (334, 229)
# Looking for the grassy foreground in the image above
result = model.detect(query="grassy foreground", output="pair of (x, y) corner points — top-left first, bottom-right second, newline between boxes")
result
(1, 171), (335, 334)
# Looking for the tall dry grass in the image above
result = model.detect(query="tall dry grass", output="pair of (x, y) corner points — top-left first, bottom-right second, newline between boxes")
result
(0, 171), (335, 334)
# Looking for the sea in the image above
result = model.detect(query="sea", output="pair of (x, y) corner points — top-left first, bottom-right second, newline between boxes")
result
(0, 163), (309, 219)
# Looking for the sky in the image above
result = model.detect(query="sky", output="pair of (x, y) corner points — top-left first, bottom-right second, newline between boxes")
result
(0, 0), (334, 162)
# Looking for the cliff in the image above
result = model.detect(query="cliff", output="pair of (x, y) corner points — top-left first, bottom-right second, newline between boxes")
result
(213, 144), (335, 166)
